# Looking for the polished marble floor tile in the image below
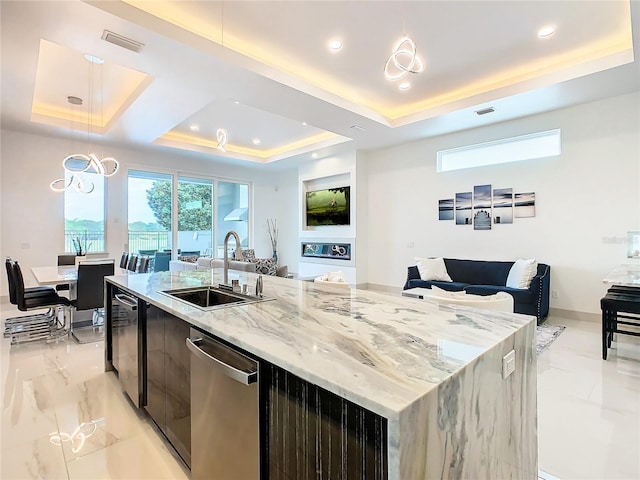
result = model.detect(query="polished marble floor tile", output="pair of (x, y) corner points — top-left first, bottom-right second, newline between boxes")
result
(2, 305), (639, 479)
(0, 306), (188, 480)
(538, 314), (640, 480)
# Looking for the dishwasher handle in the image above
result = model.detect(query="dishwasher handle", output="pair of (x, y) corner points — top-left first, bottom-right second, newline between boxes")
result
(114, 293), (138, 310)
(186, 336), (258, 385)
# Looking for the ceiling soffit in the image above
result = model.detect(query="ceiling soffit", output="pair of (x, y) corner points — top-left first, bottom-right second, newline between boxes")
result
(119, 0), (634, 127)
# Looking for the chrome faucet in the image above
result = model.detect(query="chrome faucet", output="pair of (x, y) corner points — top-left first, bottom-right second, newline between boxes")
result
(223, 230), (242, 287)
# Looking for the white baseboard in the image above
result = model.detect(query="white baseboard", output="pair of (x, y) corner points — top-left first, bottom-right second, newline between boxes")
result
(549, 308), (599, 323)
(357, 283), (402, 294)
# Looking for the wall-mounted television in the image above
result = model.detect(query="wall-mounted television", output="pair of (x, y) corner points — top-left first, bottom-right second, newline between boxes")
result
(306, 186), (350, 226)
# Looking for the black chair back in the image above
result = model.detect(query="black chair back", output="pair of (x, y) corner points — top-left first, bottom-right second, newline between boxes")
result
(119, 252), (129, 269)
(56, 254), (76, 292)
(138, 257), (150, 273)
(10, 261), (29, 311)
(5, 258), (17, 305)
(127, 255), (138, 272)
(57, 254), (76, 266)
(75, 261), (115, 311)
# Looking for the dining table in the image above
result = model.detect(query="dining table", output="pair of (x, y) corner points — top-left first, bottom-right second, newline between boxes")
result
(30, 263), (129, 343)
(30, 264), (129, 286)
(31, 265), (80, 286)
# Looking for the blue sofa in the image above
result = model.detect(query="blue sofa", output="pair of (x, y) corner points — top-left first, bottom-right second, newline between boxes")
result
(403, 258), (550, 322)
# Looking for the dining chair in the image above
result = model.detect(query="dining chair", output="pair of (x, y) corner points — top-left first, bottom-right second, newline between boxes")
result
(119, 252), (129, 269)
(56, 254), (76, 293)
(153, 252), (171, 272)
(4, 258), (57, 336)
(127, 254), (138, 272)
(70, 260), (115, 343)
(7, 260), (71, 344)
(138, 256), (150, 273)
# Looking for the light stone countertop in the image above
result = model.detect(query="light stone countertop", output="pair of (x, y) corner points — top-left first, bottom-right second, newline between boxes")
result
(106, 269), (535, 419)
(602, 263), (640, 286)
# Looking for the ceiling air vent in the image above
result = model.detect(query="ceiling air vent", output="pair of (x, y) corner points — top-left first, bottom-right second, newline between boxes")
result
(101, 30), (145, 53)
(475, 107), (495, 116)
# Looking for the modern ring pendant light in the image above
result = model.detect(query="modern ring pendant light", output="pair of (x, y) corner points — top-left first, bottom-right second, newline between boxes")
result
(216, 128), (228, 152)
(50, 55), (119, 194)
(384, 35), (424, 81)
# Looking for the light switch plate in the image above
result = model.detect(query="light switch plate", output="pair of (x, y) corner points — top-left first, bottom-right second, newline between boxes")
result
(502, 349), (516, 379)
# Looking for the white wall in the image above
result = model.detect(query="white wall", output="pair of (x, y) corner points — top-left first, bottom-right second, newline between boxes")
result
(365, 92), (640, 314)
(0, 129), (298, 294)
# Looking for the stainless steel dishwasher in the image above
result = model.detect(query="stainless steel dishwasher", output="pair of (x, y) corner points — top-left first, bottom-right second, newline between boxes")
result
(186, 329), (259, 480)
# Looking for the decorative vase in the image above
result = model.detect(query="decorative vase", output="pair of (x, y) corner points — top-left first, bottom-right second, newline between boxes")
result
(272, 250), (278, 264)
(75, 254), (86, 266)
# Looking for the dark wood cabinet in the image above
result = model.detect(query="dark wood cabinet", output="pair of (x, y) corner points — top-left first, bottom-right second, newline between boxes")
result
(145, 305), (191, 468)
(262, 363), (388, 480)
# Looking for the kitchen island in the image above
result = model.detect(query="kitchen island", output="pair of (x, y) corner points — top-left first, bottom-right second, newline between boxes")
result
(105, 269), (537, 479)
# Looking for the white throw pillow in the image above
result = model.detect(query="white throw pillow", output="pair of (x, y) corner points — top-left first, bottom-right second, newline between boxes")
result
(506, 258), (538, 289)
(430, 285), (466, 298)
(415, 257), (453, 282)
(326, 271), (346, 283)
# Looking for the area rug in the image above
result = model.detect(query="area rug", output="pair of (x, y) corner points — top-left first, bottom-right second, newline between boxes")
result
(536, 325), (565, 356)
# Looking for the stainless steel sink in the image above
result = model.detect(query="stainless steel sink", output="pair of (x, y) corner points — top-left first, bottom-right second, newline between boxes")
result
(159, 286), (272, 310)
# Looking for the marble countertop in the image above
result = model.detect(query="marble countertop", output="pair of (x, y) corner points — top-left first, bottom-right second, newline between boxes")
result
(106, 269), (534, 418)
(602, 264), (640, 286)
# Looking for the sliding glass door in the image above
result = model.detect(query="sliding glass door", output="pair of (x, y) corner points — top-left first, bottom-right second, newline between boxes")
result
(126, 171), (251, 264)
(127, 170), (173, 258)
(177, 176), (213, 257)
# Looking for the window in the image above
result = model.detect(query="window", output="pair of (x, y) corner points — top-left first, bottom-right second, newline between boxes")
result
(127, 170), (173, 255)
(437, 129), (561, 172)
(64, 171), (105, 253)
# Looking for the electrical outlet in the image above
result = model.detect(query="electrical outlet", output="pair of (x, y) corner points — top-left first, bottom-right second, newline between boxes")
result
(552, 290), (559, 299)
(407, 241), (415, 248)
(20, 242), (30, 250)
(502, 350), (516, 379)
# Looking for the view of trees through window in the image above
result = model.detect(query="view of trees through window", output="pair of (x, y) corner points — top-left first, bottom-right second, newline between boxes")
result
(127, 171), (248, 259)
(128, 171), (173, 254)
(64, 171), (105, 253)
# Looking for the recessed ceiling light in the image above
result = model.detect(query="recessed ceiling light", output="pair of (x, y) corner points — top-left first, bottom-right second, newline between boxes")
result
(189, 124), (200, 132)
(328, 39), (342, 51)
(302, 122), (307, 126)
(537, 25), (555, 38)
(252, 139), (261, 145)
(311, 153), (318, 159)
(84, 54), (104, 64)
(399, 82), (411, 91)
(234, 101), (240, 104)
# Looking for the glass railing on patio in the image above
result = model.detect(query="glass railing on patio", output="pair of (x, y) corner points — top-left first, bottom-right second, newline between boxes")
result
(128, 231), (171, 254)
(64, 230), (105, 253)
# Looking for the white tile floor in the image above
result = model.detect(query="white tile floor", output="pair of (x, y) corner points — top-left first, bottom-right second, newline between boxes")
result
(1, 305), (638, 479)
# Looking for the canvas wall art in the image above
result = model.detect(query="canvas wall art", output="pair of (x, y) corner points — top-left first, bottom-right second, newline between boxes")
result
(514, 192), (536, 218)
(493, 187), (513, 224)
(473, 184), (492, 230)
(438, 199), (454, 220)
(455, 192), (472, 225)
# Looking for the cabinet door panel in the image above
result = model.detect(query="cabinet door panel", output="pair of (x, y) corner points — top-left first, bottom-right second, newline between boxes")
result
(265, 363), (388, 480)
(145, 305), (165, 429)
(164, 313), (191, 467)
